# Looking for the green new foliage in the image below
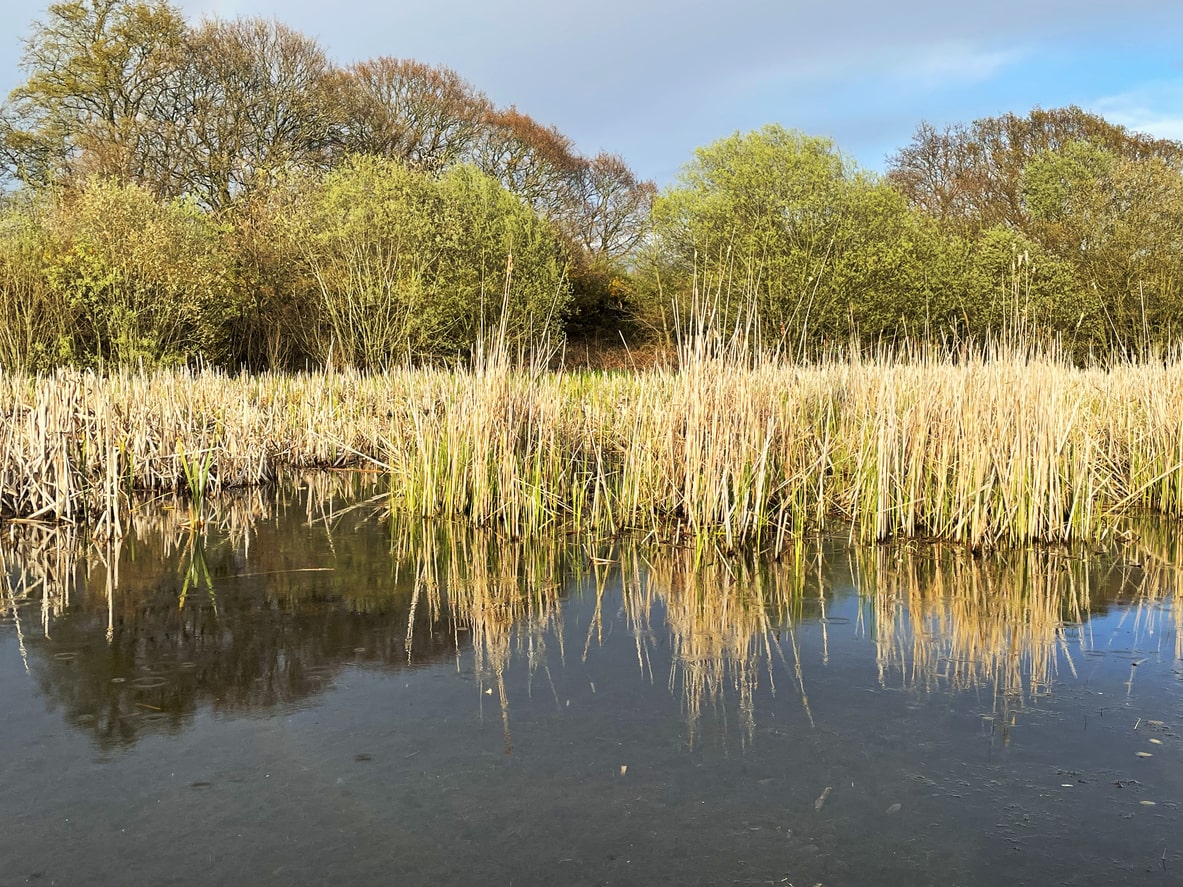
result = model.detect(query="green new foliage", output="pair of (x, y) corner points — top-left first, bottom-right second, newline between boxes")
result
(284, 156), (569, 367)
(221, 190), (311, 371)
(2, 0), (188, 189)
(646, 125), (936, 348)
(892, 110), (1183, 354)
(952, 226), (1088, 345)
(40, 178), (234, 366)
(435, 163), (571, 345)
(1022, 143), (1183, 352)
(0, 198), (73, 370)
(825, 180), (943, 339)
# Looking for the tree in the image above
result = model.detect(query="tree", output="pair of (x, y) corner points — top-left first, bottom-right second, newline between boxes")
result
(645, 125), (934, 346)
(471, 108), (585, 221)
(40, 177), (235, 365)
(337, 57), (492, 173)
(165, 17), (341, 209)
(1, 0), (187, 189)
(0, 195), (74, 370)
(281, 156), (569, 367)
(1023, 143), (1183, 350)
(888, 106), (1183, 235)
(561, 152), (656, 263)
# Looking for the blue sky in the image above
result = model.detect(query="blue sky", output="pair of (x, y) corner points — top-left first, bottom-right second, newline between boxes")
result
(3, 0), (1182, 184)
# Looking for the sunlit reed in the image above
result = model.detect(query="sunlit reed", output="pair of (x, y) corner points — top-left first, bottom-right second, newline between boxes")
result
(5, 338), (1183, 548)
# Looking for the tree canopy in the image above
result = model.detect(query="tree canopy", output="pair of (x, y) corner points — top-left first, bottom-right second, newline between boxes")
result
(3, 2), (1183, 369)
(644, 125), (937, 347)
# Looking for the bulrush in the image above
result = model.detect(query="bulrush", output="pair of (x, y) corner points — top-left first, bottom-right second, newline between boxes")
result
(2, 336), (1182, 548)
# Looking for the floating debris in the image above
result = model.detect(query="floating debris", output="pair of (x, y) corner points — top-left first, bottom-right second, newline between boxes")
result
(814, 786), (832, 812)
(130, 676), (169, 689)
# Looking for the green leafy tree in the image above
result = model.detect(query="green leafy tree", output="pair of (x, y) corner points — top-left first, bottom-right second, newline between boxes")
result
(283, 156), (569, 367)
(1023, 143), (1183, 351)
(1, 0), (187, 189)
(41, 177), (235, 365)
(0, 196), (74, 370)
(953, 226), (1086, 345)
(434, 163), (572, 349)
(220, 184), (313, 370)
(645, 125), (935, 347)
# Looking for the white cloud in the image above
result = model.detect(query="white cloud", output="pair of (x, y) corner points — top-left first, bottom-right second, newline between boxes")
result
(1094, 80), (1183, 142)
(894, 44), (1028, 90)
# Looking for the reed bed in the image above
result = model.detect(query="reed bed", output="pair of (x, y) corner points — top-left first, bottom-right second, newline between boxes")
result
(3, 340), (1183, 547)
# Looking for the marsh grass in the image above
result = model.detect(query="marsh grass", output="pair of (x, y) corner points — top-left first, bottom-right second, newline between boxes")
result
(3, 334), (1183, 548)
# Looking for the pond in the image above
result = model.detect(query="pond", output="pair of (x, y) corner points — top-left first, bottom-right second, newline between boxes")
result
(2, 477), (1181, 886)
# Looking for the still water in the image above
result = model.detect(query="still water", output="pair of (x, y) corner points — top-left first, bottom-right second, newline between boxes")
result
(2, 477), (1181, 886)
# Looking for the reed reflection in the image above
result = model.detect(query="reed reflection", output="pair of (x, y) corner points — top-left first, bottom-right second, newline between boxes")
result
(868, 525), (1183, 704)
(2, 480), (1181, 752)
(395, 518), (576, 754)
(610, 544), (821, 746)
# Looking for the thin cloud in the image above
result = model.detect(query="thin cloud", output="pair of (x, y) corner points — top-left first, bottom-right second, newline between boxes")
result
(1094, 79), (1183, 141)
(896, 44), (1028, 90)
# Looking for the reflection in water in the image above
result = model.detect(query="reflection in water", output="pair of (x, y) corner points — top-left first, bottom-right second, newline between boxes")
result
(2, 479), (1182, 753)
(616, 545), (820, 745)
(398, 519), (573, 753)
(2, 474), (455, 747)
(868, 526), (1183, 696)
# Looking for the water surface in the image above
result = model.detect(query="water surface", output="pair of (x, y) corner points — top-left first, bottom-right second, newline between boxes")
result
(2, 481), (1181, 885)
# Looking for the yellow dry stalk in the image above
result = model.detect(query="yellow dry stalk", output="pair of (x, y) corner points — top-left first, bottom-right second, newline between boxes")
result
(2, 345), (1183, 548)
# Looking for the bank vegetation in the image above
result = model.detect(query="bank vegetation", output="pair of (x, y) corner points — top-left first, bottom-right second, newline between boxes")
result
(4, 2), (1183, 551)
(2, 3), (1183, 371)
(3, 335), (1182, 549)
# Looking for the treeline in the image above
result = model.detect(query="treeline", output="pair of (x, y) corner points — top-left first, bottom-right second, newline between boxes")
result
(0, 0), (652, 369)
(2, 1), (1183, 371)
(641, 113), (1183, 358)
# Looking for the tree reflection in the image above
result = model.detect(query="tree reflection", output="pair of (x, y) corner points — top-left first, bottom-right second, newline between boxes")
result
(2, 480), (1180, 750)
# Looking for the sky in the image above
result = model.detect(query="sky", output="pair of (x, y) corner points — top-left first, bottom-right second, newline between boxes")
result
(2, 0), (1183, 185)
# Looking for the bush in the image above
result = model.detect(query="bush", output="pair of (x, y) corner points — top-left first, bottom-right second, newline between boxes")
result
(643, 125), (937, 349)
(40, 179), (235, 366)
(283, 156), (569, 367)
(0, 198), (71, 370)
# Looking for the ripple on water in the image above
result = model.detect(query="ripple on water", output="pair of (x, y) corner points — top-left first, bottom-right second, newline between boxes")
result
(130, 676), (170, 689)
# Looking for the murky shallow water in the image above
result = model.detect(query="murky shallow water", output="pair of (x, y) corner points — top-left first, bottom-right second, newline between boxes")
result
(2, 480), (1181, 886)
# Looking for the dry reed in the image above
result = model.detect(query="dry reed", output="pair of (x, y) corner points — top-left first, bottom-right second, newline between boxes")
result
(3, 338), (1183, 548)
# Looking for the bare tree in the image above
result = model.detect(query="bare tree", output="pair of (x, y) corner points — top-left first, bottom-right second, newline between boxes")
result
(337, 57), (492, 173)
(164, 17), (341, 209)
